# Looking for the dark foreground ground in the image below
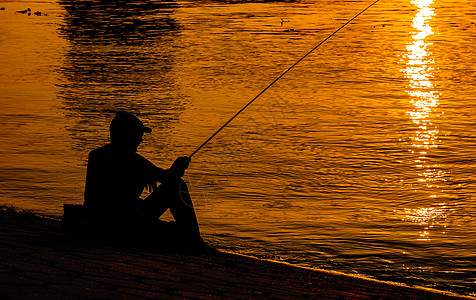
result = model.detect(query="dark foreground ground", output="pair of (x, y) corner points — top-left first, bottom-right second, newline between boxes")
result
(1, 207), (473, 300)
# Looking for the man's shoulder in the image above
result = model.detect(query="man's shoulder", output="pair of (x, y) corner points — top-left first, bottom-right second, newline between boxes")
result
(88, 144), (152, 164)
(89, 144), (110, 157)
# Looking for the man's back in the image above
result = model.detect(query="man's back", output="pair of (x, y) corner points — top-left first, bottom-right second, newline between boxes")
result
(84, 143), (158, 228)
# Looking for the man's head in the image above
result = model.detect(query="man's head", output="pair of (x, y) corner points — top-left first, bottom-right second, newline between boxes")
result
(110, 111), (152, 151)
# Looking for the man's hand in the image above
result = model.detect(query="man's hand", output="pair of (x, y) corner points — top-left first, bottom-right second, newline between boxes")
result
(146, 181), (158, 192)
(169, 156), (191, 178)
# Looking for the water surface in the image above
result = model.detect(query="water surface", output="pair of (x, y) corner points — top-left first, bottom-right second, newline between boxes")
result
(1, 0), (475, 295)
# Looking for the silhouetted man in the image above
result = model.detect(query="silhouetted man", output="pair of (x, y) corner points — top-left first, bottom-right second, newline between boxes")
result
(84, 111), (214, 253)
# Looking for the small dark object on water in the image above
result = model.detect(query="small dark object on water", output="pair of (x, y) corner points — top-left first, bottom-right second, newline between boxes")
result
(34, 11), (41, 16)
(17, 8), (31, 14)
(1, 8), (5, 11)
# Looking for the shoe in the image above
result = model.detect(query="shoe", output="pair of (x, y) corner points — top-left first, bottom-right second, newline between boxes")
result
(197, 238), (217, 255)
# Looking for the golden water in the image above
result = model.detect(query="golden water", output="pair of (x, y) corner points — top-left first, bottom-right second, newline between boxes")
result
(1, 0), (475, 295)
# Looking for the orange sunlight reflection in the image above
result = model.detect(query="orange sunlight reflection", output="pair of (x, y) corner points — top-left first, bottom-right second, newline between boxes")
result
(401, 0), (445, 241)
(404, 0), (438, 156)
(402, 205), (451, 241)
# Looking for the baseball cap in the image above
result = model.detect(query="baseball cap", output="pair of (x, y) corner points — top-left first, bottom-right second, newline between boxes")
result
(110, 111), (152, 134)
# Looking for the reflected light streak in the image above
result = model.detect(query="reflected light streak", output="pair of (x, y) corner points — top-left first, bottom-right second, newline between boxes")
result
(402, 0), (440, 178)
(401, 0), (448, 240)
(402, 205), (452, 241)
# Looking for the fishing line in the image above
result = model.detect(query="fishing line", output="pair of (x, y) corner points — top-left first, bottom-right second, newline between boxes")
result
(189, 0), (381, 158)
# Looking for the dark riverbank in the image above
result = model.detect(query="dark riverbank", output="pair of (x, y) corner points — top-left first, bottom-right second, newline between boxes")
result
(0, 206), (473, 299)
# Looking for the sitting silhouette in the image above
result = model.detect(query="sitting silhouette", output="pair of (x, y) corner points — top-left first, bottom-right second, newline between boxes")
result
(83, 111), (215, 253)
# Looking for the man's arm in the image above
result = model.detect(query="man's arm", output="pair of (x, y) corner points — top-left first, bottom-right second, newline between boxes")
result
(144, 156), (191, 191)
(168, 156), (191, 178)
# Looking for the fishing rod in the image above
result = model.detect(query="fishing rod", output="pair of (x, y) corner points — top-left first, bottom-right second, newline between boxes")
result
(189, 0), (381, 158)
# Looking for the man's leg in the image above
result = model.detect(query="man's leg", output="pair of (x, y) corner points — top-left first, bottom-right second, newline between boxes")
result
(143, 178), (200, 241)
(142, 178), (216, 253)
(169, 179), (201, 240)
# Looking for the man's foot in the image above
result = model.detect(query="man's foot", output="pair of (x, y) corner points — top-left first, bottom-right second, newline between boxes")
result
(197, 238), (217, 255)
